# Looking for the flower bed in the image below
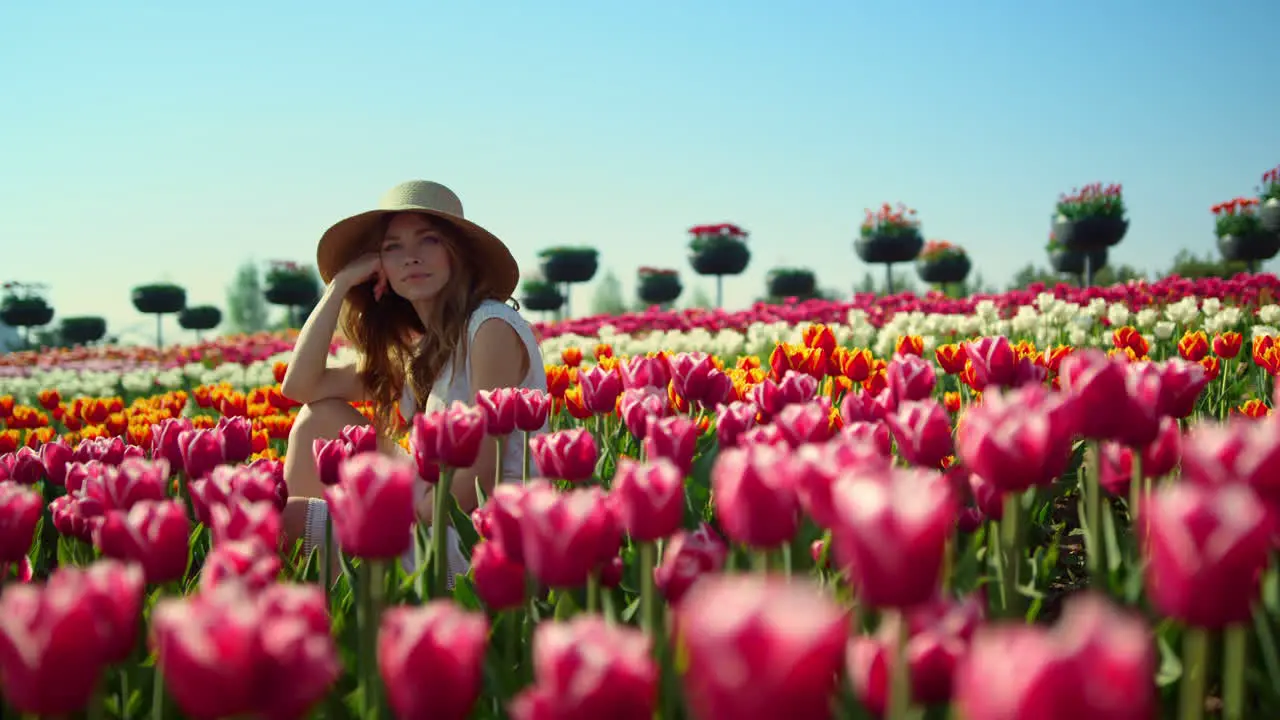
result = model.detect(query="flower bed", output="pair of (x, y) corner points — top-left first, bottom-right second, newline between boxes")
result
(4, 286), (1280, 717)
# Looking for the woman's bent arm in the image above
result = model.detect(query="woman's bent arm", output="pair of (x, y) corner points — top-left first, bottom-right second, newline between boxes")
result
(279, 279), (365, 404)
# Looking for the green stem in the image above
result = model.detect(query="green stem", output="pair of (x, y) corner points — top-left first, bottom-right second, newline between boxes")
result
(640, 542), (657, 635)
(496, 436), (506, 488)
(886, 612), (912, 720)
(432, 469), (456, 597)
(1128, 452), (1143, 520)
(150, 663), (165, 720)
(586, 572), (600, 613)
(522, 431), (531, 482)
(321, 515), (332, 597)
(1223, 624), (1248, 720)
(357, 561), (387, 717)
(1000, 491), (1023, 620)
(1084, 442), (1106, 589)
(751, 548), (770, 573)
(1179, 626), (1209, 720)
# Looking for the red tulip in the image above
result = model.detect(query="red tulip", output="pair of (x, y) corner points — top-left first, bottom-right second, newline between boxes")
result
(210, 500), (282, 550)
(485, 482), (531, 564)
(653, 523), (727, 605)
(841, 387), (888, 424)
(189, 463), (288, 526)
(954, 592), (1155, 720)
(1155, 357), (1210, 418)
(152, 582), (341, 720)
(151, 417), (194, 471)
(642, 414), (698, 475)
(752, 370), (818, 418)
(413, 402), (486, 470)
(514, 616), (657, 720)
(887, 353), (937, 402)
(38, 439), (73, 486)
(955, 383), (1078, 493)
(530, 429), (598, 483)
(839, 420), (892, 456)
(712, 444), (800, 548)
(0, 571), (112, 715)
(619, 387), (668, 440)
(1059, 349), (1128, 440)
(847, 594), (984, 713)
(669, 352), (724, 407)
(512, 387), (552, 432)
(520, 484), (620, 588)
(339, 423), (380, 455)
(470, 540), (526, 611)
(714, 400), (758, 448)
(963, 336), (1017, 390)
(49, 493), (102, 543)
(5, 446), (42, 484)
(885, 399), (954, 468)
(201, 539), (283, 593)
(94, 499), (192, 585)
(577, 363), (623, 414)
(378, 600), (489, 720)
(1180, 416), (1280, 507)
(0, 482), (42, 565)
(311, 437), (350, 487)
(619, 354), (671, 390)
(830, 467), (956, 608)
(610, 457), (684, 541)
(83, 456), (170, 511)
(215, 416), (254, 463)
(46, 559), (146, 663)
(773, 398), (835, 447)
(178, 428), (226, 480)
(476, 387), (520, 435)
(677, 575), (848, 720)
(1141, 481), (1272, 628)
(75, 435), (140, 466)
(791, 437), (891, 529)
(324, 453), (417, 560)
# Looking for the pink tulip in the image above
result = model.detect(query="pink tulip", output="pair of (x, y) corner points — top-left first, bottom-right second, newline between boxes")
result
(153, 582), (341, 720)
(520, 484), (620, 588)
(94, 499), (192, 585)
(714, 400), (758, 448)
(0, 482), (42, 565)
(514, 616), (657, 720)
(512, 388), (552, 432)
(955, 384), (1078, 493)
(712, 444), (800, 548)
(577, 364), (624, 414)
(677, 575), (848, 720)
(324, 453), (417, 560)
(885, 399), (954, 469)
(642, 414), (698, 475)
(830, 467), (956, 608)
(470, 540), (526, 611)
(530, 429), (598, 483)
(378, 600), (489, 720)
(1141, 481), (1272, 628)
(610, 457), (684, 541)
(476, 387), (521, 434)
(887, 353), (937, 402)
(773, 398), (835, 447)
(653, 523), (728, 605)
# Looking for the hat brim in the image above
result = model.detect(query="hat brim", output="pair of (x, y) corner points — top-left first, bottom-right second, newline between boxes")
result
(316, 205), (520, 301)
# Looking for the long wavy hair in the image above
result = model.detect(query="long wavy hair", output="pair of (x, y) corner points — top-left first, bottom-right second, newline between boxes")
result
(336, 213), (516, 437)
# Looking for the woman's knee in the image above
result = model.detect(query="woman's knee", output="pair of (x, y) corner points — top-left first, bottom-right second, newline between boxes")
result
(289, 398), (369, 441)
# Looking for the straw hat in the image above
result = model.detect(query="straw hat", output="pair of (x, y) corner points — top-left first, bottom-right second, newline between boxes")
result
(316, 180), (520, 299)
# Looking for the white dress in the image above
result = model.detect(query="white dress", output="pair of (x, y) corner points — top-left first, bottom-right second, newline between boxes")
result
(399, 299), (549, 579)
(302, 300), (547, 582)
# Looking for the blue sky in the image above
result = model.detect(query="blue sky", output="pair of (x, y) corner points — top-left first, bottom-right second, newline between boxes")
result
(2, 1), (1278, 344)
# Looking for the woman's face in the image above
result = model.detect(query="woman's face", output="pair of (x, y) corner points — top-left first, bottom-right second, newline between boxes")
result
(380, 213), (453, 302)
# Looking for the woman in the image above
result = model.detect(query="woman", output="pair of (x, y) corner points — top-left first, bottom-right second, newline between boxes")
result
(278, 180), (547, 572)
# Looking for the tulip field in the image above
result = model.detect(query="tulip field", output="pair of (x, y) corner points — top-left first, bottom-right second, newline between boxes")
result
(5, 274), (1280, 719)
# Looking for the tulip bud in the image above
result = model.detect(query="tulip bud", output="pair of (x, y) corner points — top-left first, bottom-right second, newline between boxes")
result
(653, 523), (727, 605)
(94, 499), (192, 585)
(830, 467), (956, 609)
(610, 457), (684, 542)
(323, 453), (416, 560)
(476, 387), (520, 435)
(520, 484), (619, 588)
(677, 575), (848, 720)
(530, 428), (598, 484)
(0, 482), (43, 565)
(712, 444), (800, 549)
(518, 616), (658, 719)
(378, 600), (489, 720)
